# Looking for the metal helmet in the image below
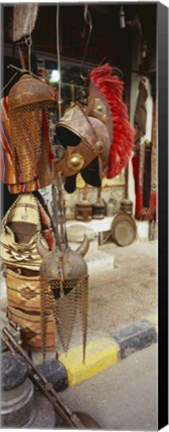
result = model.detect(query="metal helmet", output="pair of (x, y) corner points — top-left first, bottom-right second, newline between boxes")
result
(37, 236), (89, 281)
(53, 82), (113, 192)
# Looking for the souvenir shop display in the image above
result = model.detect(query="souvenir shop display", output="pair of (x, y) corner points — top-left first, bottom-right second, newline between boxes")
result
(1, 3), (137, 428)
(1, 56), (134, 356)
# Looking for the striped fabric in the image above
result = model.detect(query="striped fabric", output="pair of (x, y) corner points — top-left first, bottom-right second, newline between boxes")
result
(0, 96), (54, 193)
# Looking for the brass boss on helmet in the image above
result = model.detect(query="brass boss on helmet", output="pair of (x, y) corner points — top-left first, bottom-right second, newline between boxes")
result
(54, 81), (113, 193)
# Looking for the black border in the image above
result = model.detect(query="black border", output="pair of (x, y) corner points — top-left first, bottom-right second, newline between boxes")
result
(0, 1), (168, 430)
(157, 1), (168, 429)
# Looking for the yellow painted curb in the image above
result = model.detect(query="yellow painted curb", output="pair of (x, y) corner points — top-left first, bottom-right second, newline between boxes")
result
(147, 313), (158, 333)
(60, 337), (120, 386)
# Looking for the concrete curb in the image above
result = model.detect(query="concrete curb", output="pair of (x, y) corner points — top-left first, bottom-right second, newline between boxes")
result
(1, 313), (158, 392)
(57, 314), (158, 388)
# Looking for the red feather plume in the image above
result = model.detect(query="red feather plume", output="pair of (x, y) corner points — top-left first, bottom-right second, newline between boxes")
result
(90, 63), (134, 178)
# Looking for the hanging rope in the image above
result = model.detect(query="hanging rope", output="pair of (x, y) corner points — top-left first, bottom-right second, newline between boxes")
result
(80, 5), (93, 81)
(54, 4), (68, 248)
(24, 8), (34, 73)
(56, 4), (62, 120)
(1, 32), (33, 95)
(0, 72), (18, 95)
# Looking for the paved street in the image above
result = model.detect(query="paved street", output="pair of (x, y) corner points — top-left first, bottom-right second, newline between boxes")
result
(60, 344), (158, 431)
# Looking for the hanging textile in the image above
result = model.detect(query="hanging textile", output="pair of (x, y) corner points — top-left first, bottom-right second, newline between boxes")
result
(132, 80), (157, 221)
(134, 78), (148, 148)
(149, 97), (157, 216)
(12, 4), (39, 42)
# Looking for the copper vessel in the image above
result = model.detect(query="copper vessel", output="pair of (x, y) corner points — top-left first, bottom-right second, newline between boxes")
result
(120, 199), (133, 215)
(75, 199), (93, 222)
(92, 187), (105, 219)
(75, 185), (92, 222)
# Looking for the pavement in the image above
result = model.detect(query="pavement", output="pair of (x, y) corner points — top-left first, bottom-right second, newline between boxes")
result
(60, 344), (158, 431)
(1, 220), (158, 392)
